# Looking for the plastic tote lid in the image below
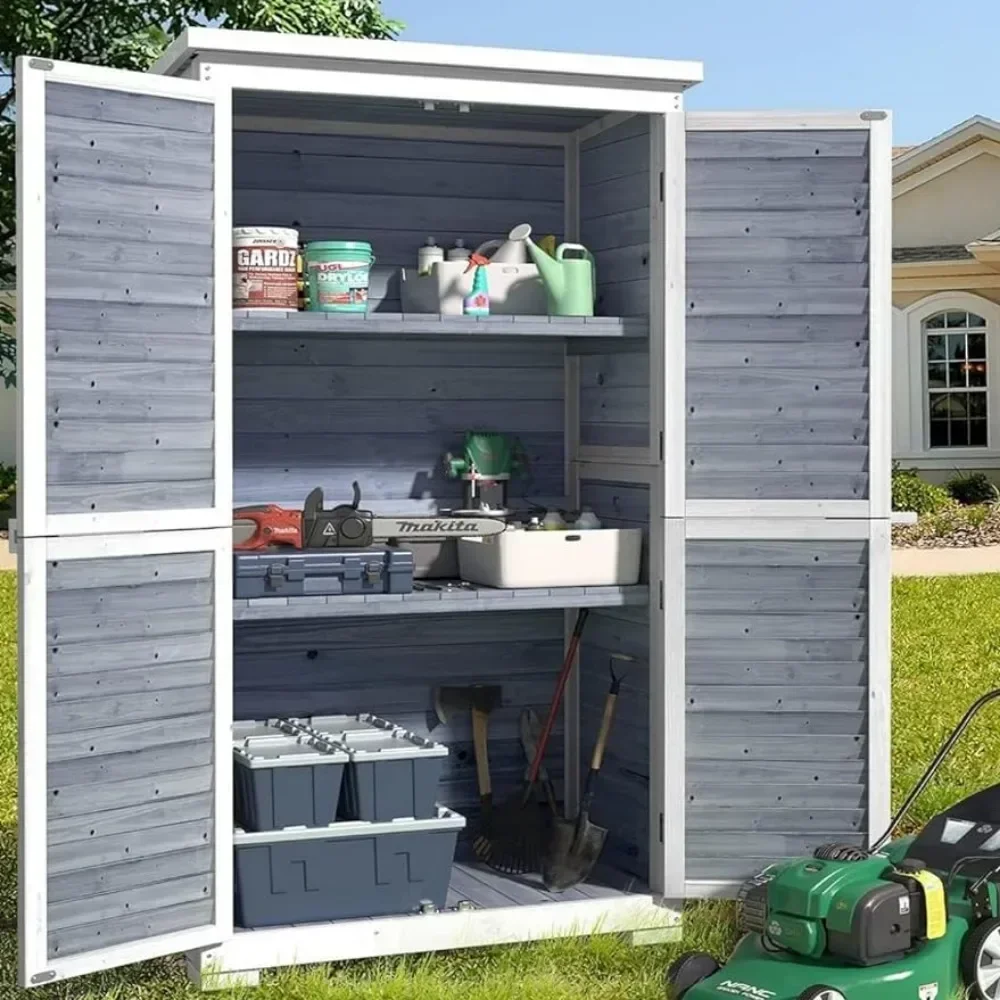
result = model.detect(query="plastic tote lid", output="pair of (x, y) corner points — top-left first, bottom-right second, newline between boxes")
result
(233, 732), (351, 768)
(304, 241), (374, 253)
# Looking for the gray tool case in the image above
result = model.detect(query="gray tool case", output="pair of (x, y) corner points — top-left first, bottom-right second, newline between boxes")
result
(234, 547), (414, 599)
(294, 714), (449, 822)
(234, 807), (466, 928)
(233, 722), (351, 832)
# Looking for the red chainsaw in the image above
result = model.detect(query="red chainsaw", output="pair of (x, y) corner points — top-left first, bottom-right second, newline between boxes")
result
(233, 482), (507, 551)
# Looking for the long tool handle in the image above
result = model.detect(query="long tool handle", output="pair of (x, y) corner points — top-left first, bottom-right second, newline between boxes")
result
(527, 608), (590, 785)
(472, 707), (492, 798)
(579, 675), (622, 819)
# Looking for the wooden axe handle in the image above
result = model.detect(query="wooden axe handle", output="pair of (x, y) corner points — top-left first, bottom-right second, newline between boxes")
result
(471, 706), (492, 797)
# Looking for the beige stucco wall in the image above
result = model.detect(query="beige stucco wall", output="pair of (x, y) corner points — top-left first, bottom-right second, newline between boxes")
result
(893, 288), (1000, 309)
(894, 145), (1000, 247)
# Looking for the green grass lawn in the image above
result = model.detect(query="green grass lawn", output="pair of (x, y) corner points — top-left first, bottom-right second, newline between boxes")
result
(2, 572), (1000, 997)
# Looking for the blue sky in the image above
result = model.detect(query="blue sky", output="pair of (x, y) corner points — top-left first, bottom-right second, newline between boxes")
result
(385, 0), (996, 146)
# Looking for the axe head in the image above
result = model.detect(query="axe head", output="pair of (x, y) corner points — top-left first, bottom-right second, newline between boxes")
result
(433, 684), (502, 726)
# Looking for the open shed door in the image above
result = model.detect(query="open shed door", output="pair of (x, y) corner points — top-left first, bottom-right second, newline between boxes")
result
(16, 57), (233, 987)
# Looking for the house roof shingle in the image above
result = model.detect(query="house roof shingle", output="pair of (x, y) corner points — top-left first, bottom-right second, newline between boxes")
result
(893, 245), (974, 263)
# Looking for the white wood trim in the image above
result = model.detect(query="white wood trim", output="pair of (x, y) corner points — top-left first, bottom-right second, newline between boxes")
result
(232, 114), (569, 147)
(685, 518), (872, 541)
(685, 110), (873, 131)
(204, 63), (683, 116)
(662, 112), (686, 516)
(686, 500), (872, 519)
(31, 57), (216, 101)
(658, 517), (685, 897)
(188, 894), (680, 982)
(212, 83), (233, 518)
(574, 459), (655, 485)
(563, 352), (582, 817)
(16, 58), (46, 539)
(576, 447), (652, 469)
(867, 519), (893, 846)
(574, 111), (639, 144)
(18, 528), (233, 988)
(564, 133), (581, 243)
(868, 114), (893, 519)
(18, 538), (48, 987)
(154, 27), (704, 89)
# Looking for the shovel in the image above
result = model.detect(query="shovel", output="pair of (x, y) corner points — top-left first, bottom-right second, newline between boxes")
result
(541, 657), (624, 891)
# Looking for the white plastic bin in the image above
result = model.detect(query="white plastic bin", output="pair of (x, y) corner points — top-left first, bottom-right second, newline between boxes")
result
(457, 528), (643, 589)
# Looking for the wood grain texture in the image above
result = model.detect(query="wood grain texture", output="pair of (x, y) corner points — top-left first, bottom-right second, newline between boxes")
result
(46, 97), (217, 518)
(43, 551), (217, 956)
(685, 538), (870, 875)
(686, 130), (869, 160)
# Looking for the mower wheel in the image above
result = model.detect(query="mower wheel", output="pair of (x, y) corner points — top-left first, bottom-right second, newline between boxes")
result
(798, 988), (847, 1000)
(961, 916), (1000, 998)
(665, 952), (720, 998)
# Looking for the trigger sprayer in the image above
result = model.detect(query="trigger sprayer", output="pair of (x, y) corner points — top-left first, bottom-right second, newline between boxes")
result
(463, 252), (490, 317)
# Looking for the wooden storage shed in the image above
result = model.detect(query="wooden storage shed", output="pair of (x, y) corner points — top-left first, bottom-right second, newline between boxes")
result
(14, 28), (892, 990)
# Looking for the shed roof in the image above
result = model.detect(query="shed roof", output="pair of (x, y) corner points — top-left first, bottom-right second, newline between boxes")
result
(152, 27), (704, 92)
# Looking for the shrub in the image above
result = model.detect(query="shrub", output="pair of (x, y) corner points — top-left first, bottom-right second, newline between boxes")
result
(0, 464), (15, 509)
(891, 463), (954, 515)
(946, 470), (1000, 506)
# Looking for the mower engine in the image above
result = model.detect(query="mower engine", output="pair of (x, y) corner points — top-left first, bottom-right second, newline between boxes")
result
(737, 844), (945, 967)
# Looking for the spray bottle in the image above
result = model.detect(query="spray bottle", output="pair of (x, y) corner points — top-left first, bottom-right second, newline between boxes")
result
(463, 252), (491, 316)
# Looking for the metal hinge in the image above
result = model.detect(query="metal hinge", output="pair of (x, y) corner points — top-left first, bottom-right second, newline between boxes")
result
(860, 110), (888, 121)
(658, 431), (664, 462)
(29, 58), (54, 71)
(32, 971), (57, 984)
(658, 171), (665, 202)
(658, 580), (664, 610)
(659, 813), (664, 843)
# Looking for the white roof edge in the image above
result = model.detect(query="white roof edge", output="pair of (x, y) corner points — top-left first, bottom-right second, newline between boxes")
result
(151, 27), (704, 89)
(892, 114), (1000, 177)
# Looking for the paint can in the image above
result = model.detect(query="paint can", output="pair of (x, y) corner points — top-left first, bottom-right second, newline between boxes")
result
(233, 226), (300, 311)
(304, 241), (376, 313)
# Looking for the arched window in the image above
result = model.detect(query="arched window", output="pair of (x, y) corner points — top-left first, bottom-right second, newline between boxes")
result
(924, 309), (988, 447)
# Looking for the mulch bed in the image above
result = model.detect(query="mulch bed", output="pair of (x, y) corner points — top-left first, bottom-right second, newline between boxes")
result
(893, 504), (1000, 548)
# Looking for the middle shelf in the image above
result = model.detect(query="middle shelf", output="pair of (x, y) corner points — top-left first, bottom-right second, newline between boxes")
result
(234, 583), (649, 621)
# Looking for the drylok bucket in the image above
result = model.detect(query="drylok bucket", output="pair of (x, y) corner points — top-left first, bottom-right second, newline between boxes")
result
(233, 226), (300, 311)
(304, 241), (375, 313)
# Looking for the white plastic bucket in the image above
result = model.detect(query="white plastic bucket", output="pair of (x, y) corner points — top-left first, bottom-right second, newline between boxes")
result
(233, 226), (300, 311)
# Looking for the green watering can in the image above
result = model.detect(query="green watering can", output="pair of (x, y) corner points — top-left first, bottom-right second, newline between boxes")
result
(508, 223), (596, 317)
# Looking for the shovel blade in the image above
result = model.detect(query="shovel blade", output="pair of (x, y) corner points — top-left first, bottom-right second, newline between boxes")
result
(541, 815), (608, 891)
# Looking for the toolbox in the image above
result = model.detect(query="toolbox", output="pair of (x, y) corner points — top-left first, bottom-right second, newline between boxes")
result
(234, 806), (466, 928)
(234, 730), (351, 832)
(233, 547), (415, 599)
(294, 714), (449, 822)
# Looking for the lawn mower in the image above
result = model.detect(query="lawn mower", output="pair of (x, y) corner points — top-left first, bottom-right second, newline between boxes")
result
(668, 688), (1000, 1000)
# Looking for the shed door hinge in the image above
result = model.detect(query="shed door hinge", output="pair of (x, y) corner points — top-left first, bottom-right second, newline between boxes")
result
(658, 580), (664, 610)
(659, 171), (665, 202)
(659, 812), (664, 843)
(29, 58), (54, 71)
(658, 430), (664, 462)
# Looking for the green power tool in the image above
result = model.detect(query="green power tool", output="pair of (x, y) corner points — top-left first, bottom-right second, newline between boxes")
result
(670, 688), (1000, 1000)
(444, 431), (525, 513)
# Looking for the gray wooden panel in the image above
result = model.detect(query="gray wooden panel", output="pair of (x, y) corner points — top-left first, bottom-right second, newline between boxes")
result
(49, 686), (213, 733)
(49, 578), (213, 614)
(48, 793), (214, 847)
(688, 288), (868, 317)
(47, 82), (213, 133)
(48, 235), (214, 276)
(48, 114), (213, 165)
(686, 130), (869, 159)
(689, 393), (869, 424)
(46, 91), (217, 520)
(49, 899), (215, 960)
(47, 480), (215, 513)
(688, 237), (869, 264)
(687, 473), (868, 500)
(688, 263), (869, 291)
(49, 658), (213, 702)
(685, 536), (870, 877)
(48, 812), (214, 876)
(689, 420), (867, 446)
(49, 330), (214, 364)
(688, 368), (867, 394)
(49, 740), (213, 790)
(689, 444), (868, 474)
(48, 713), (214, 763)
(688, 316), (868, 343)
(49, 870), (213, 930)
(688, 183), (867, 211)
(48, 552), (213, 591)
(47, 765), (213, 820)
(688, 156), (869, 187)
(688, 833), (866, 858)
(688, 210), (868, 240)
(49, 628), (214, 677)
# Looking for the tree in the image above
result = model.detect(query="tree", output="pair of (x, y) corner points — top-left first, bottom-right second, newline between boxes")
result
(0, 1), (403, 387)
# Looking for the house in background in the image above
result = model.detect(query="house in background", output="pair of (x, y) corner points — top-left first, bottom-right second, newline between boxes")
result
(892, 115), (1000, 482)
